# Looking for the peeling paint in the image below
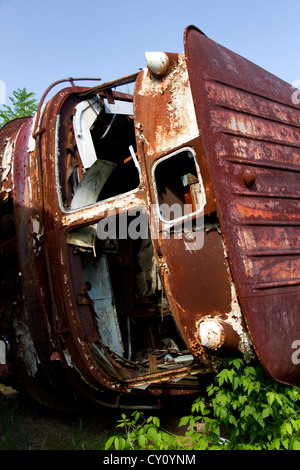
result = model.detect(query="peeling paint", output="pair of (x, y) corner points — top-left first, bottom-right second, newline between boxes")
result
(226, 284), (254, 359)
(137, 53), (199, 155)
(14, 320), (39, 377)
(1, 138), (13, 182)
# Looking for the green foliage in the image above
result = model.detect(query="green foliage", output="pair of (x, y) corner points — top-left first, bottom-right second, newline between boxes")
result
(105, 412), (192, 451)
(105, 358), (300, 450)
(0, 87), (38, 127)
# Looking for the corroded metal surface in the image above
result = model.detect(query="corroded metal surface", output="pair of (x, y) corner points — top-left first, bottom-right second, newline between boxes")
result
(184, 25), (300, 384)
(0, 27), (299, 410)
(134, 52), (252, 366)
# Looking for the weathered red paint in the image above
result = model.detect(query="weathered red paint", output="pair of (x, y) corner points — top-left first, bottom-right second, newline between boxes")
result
(0, 26), (299, 409)
(184, 25), (300, 384)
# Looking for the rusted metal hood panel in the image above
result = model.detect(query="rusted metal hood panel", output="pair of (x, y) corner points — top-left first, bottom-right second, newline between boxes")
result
(184, 25), (300, 384)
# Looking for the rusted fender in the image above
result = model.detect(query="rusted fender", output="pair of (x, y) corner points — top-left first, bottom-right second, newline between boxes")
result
(184, 25), (300, 385)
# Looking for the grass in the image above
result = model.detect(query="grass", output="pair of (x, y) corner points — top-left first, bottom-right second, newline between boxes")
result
(0, 384), (196, 451)
(0, 385), (113, 450)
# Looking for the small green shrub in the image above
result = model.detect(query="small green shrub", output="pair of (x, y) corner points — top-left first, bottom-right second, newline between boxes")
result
(105, 358), (300, 450)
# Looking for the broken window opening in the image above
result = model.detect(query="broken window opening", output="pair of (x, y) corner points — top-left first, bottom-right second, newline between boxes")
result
(67, 218), (193, 376)
(58, 92), (140, 211)
(153, 147), (206, 224)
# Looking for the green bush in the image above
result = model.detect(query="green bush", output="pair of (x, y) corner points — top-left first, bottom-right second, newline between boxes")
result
(105, 358), (300, 450)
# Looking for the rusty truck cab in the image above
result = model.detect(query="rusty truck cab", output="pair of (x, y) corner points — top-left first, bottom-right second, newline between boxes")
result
(1, 25), (300, 409)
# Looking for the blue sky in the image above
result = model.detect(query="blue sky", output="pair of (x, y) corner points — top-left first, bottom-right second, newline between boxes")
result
(0, 0), (300, 106)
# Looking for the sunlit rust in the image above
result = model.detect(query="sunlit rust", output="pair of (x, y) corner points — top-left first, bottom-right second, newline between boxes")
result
(185, 25), (300, 385)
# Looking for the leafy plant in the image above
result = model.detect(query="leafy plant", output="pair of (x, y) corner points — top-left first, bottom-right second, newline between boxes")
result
(105, 412), (191, 450)
(189, 358), (300, 450)
(0, 87), (38, 127)
(105, 358), (300, 450)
